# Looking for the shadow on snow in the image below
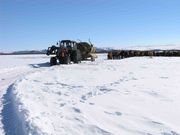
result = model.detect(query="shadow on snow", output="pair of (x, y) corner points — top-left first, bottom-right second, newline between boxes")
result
(29, 62), (50, 68)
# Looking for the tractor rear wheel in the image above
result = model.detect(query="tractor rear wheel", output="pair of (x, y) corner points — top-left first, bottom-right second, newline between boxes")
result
(91, 57), (95, 61)
(64, 55), (70, 64)
(72, 50), (81, 63)
(72, 51), (79, 63)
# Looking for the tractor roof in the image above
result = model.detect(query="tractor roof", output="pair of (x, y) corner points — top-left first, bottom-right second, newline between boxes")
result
(61, 40), (77, 44)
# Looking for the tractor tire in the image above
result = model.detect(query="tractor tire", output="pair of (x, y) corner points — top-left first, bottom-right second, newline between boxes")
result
(91, 57), (95, 62)
(72, 51), (78, 63)
(64, 55), (70, 64)
(50, 57), (57, 66)
(59, 57), (64, 64)
(72, 50), (82, 64)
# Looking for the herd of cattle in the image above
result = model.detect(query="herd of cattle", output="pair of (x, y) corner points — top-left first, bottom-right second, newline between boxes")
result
(107, 50), (180, 59)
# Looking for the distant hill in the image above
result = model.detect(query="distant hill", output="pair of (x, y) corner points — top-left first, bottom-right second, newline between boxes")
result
(95, 47), (115, 53)
(1, 45), (180, 55)
(122, 44), (180, 51)
(0, 48), (113, 55)
(0, 50), (47, 55)
(12, 49), (47, 54)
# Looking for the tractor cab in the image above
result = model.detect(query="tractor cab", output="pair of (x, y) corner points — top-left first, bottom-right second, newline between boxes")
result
(58, 40), (77, 51)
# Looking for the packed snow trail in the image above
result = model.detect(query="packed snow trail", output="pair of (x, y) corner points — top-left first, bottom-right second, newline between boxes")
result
(0, 55), (49, 135)
(3, 54), (180, 135)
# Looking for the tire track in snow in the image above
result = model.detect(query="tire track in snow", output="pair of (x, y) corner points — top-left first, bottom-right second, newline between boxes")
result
(0, 55), (50, 134)
(2, 84), (27, 135)
(0, 66), (32, 135)
(0, 64), (50, 135)
(2, 82), (47, 135)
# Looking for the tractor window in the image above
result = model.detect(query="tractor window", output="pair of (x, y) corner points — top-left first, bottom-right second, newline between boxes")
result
(67, 44), (72, 49)
(60, 42), (65, 47)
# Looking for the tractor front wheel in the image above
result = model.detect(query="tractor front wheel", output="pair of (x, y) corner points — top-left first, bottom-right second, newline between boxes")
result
(50, 57), (57, 66)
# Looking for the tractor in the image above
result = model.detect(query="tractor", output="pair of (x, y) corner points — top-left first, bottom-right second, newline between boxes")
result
(46, 40), (97, 66)
(46, 40), (81, 65)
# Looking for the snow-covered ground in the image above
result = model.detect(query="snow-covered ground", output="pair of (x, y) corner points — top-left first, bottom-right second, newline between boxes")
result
(0, 53), (180, 135)
(0, 55), (49, 135)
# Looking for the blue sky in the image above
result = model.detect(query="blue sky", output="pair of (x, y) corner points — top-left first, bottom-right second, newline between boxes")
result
(0, 0), (180, 51)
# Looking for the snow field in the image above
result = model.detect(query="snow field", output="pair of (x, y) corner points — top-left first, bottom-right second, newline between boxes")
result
(6, 54), (180, 135)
